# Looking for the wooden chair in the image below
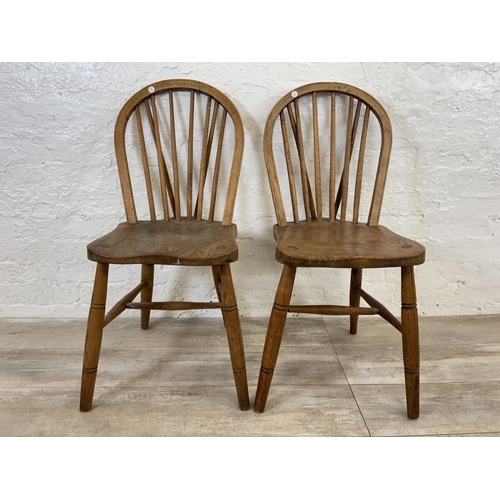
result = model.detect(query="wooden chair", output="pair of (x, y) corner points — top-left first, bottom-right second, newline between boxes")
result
(80, 79), (250, 412)
(254, 83), (425, 418)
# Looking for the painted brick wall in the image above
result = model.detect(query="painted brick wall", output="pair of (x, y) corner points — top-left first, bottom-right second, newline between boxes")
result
(1, 62), (499, 318)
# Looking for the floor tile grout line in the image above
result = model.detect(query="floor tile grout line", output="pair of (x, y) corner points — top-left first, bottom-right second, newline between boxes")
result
(321, 316), (372, 437)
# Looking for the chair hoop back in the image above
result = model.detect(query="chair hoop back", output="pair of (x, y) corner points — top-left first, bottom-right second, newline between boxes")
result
(114, 79), (245, 225)
(263, 82), (393, 227)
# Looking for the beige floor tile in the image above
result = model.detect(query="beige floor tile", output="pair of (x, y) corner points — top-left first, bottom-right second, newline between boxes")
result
(257, 346), (348, 387)
(351, 382), (500, 437)
(335, 344), (500, 385)
(0, 319), (87, 349)
(0, 347), (245, 388)
(0, 386), (368, 437)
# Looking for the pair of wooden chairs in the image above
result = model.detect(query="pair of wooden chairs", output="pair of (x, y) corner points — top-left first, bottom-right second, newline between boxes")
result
(80, 80), (425, 419)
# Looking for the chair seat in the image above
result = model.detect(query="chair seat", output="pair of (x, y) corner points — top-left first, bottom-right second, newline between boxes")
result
(87, 220), (238, 265)
(274, 221), (425, 268)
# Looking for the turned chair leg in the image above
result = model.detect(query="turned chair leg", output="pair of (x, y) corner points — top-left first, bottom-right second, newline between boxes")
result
(141, 264), (154, 330)
(254, 264), (296, 413)
(80, 262), (109, 412)
(212, 265), (226, 327)
(401, 266), (420, 419)
(218, 264), (250, 411)
(349, 268), (363, 335)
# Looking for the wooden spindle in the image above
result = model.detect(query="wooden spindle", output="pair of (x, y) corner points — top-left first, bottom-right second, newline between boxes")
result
(335, 97), (362, 221)
(329, 92), (336, 221)
(144, 97), (176, 217)
(187, 90), (194, 220)
(209, 108), (227, 222)
(199, 101), (219, 217)
(340, 96), (354, 221)
(280, 111), (299, 223)
(151, 95), (170, 221)
(169, 90), (181, 220)
(293, 99), (312, 221)
(207, 102), (219, 159)
(351, 100), (362, 149)
(135, 106), (156, 221)
(353, 106), (370, 223)
(287, 103), (316, 220)
(312, 92), (322, 221)
(196, 97), (213, 220)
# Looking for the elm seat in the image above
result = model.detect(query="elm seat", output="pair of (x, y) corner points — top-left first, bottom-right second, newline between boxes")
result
(79, 80), (249, 413)
(274, 221), (425, 268)
(87, 220), (238, 265)
(254, 82), (426, 419)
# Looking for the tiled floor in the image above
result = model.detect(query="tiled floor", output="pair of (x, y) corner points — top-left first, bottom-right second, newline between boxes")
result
(1, 314), (499, 436)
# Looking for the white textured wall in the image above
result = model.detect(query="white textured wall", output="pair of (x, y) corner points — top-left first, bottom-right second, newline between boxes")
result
(1, 62), (499, 318)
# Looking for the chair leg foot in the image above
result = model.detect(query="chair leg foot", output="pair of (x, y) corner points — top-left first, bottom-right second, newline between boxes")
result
(219, 264), (250, 411)
(401, 266), (420, 419)
(349, 268), (362, 335)
(80, 262), (109, 412)
(141, 264), (154, 330)
(254, 368), (274, 413)
(80, 371), (98, 412)
(404, 370), (420, 419)
(254, 265), (296, 413)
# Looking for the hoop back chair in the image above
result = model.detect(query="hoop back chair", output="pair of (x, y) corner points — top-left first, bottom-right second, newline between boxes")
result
(80, 79), (249, 412)
(254, 82), (425, 418)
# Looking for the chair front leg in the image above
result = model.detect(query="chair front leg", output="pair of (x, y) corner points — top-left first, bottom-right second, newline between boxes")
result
(401, 266), (420, 419)
(349, 268), (363, 334)
(141, 264), (154, 330)
(219, 263), (250, 411)
(254, 264), (296, 413)
(80, 262), (109, 412)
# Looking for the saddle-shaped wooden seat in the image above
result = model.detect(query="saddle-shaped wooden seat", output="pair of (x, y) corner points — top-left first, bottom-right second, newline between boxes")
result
(274, 221), (425, 268)
(87, 220), (238, 266)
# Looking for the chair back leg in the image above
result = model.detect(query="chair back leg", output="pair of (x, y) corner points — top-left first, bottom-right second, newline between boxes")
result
(401, 266), (420, 419)
(80, 262), (109, 412)
(140, 264), (155, 330)
(254, 264), (297, 413)
(349, 268), (363, 334)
